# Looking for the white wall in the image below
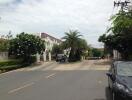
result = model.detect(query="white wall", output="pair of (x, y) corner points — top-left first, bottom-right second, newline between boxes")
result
(0, 52), (8, 61)
(128, 0), (132, 10)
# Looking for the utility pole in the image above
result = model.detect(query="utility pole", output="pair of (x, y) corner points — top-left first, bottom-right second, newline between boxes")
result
(114, 0), (131, 11)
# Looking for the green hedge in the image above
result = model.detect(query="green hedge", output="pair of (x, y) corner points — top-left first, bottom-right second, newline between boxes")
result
(0, 65), (20, 71)
(0, 60), (22, 67)
(21, 56), (36, 66)
(0, 60), (22, 72)
(0, 56), (36, 73)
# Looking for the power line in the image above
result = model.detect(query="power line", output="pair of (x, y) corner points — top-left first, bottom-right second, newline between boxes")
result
(105, 0), (131, 34)
(114, 0), (131, 11)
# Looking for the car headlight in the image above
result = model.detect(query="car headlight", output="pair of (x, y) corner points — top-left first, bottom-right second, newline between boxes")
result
(116, 82), (125, 90)
(116, 82), (125, 89)
(115, 82), (130, 93)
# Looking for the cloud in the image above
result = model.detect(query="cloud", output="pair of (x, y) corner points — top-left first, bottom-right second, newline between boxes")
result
(0, 0), (114, 47)
(0, 0), (15, 4)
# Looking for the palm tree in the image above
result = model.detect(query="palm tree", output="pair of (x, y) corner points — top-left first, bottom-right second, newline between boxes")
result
(62, 30), (82, 62)
(62, 30), (82, 49)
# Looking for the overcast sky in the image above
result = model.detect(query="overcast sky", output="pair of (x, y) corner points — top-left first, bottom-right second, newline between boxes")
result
(0, 0), (114, 47)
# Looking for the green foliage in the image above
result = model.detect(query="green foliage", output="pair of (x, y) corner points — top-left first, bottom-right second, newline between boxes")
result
(87, 48), (93, 57)
(91, 48), (102, 57)
(0, 32), (13, 52)
(51, 44), (63, 60)
(99, 11), (132, 60)
(0, 65), (20, 72)
(52, 44), (63, 55)
(62, 30), (82, 49)
(0, 39), (9, 52)
(0, 60), (22, 67)
(9, 32), (45, 62)
(75, 39), (88, 60)
(109, 11), (132, 34)
(0, 59), (22, 72)
(77, 39), (88, 50)
(62, 30), (88, 62)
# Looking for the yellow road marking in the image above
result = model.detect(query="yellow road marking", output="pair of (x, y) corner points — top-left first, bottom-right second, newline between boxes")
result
(8, 82), (34, 94)
(45, 73), (56, 79)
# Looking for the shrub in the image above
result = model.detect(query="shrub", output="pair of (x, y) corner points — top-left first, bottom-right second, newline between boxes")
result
(21, 56), (36, 66)
(0, 59), (22, 72)
(0, 60), (22, 67)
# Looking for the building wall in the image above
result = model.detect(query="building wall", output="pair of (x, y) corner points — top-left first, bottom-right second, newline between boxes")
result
(0, 52), (8, 61)
(40, 33), (62, 52)
(35, 33), (62, 62)
(128, 0), (132, 10)
(113, 50), (121, 60)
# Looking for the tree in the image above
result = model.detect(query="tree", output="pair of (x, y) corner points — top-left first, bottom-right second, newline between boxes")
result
(0, 32), (13, 52)
(91, 48), (103, 57)
(9, 32), (45, 63)
(51, 44), (63, 56)
(62, 30), (82, 49)
(0, 38), (9, 52)
(62, 30), (88, 62)
(99, 11), (132, 60)
(75, 39), (88, 60)
(98, 34), (115, 56)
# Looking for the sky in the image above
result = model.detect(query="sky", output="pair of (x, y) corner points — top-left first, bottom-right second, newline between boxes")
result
(0, 0), (115, 47)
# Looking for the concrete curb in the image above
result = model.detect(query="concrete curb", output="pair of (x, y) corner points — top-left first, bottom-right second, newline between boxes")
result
(0, 61), (54, 76)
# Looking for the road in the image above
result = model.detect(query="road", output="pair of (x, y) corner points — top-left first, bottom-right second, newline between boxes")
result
(0, 60), (111, 100)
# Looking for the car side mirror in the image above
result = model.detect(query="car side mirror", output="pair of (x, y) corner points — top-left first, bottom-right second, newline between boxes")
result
(106, 72), (112, 77)
(106, 72), (115, 81)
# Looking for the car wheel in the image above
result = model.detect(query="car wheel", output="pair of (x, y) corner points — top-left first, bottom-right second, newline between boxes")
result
(112, 91), (118, 100)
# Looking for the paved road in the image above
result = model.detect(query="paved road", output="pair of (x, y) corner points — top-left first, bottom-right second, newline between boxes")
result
(0, 60), (111, 100)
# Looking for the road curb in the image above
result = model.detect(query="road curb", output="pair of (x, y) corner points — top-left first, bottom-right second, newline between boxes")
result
(0, 61), (54, 76)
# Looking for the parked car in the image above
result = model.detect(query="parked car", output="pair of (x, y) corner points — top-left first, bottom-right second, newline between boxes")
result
(107, 61), (132, 100)
(56, 54), (67, 62)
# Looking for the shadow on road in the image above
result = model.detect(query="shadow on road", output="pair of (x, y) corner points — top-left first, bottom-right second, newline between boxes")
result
(105, 87), (112, 100)
(105, 87), (125, 100)
(93, 87), (112, 100)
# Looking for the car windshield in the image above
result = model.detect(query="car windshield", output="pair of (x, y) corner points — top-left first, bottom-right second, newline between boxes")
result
(117, 62), (132, 76)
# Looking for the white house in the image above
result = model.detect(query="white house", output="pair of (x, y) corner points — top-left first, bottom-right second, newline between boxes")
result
(36, 33), (62, 62)
(113, 50), (121, 60)
(128, 0), (132, 10)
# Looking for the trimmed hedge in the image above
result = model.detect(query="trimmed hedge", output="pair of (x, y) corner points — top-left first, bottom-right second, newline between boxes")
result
(0, 60), (22, 67)
(0, 56), (36, 67)
(0, 60), (22, 72)
(0, 65), (20, 71)
(0, 56), (37, 73)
